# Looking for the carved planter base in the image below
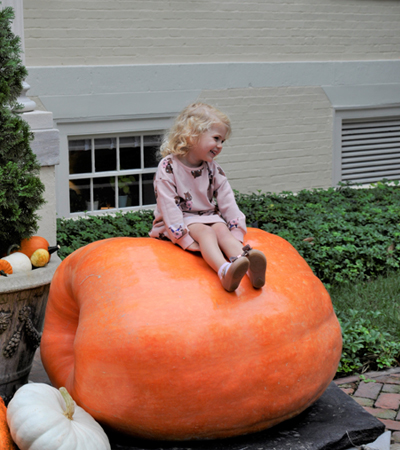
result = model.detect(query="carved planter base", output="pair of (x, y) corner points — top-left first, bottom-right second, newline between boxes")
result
(0, 255), (60, 403)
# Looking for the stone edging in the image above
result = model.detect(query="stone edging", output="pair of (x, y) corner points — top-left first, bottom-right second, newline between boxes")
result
(334, 367), (400, 385)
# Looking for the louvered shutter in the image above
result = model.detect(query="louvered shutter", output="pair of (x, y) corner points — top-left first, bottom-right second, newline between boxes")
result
(341, 117), (400, 183)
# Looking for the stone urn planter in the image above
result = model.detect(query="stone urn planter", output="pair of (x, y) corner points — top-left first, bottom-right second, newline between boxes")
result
(0, 255), (61, 403)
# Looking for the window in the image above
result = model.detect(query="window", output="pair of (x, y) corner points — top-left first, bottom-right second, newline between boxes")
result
(55, 116), (172, 218)
(333, 107), (400, 186)
(68, 133), (160, 214)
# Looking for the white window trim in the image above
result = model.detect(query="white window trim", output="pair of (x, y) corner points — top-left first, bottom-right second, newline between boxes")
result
(56, 116), (173, 219)
(332, 105), (400, 186)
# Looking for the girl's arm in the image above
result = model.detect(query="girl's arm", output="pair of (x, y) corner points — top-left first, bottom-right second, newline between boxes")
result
(154, 178), (195, 250)
(212, 165), (247, 242)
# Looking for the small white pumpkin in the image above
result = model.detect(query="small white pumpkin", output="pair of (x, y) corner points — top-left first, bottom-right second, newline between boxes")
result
(1, 252), (32, 274)
(7, 383), (111, 450)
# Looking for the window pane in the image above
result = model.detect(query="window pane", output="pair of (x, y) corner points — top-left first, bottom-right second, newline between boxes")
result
(127, 175), (140, 207)
(95, 138), (116, 172)
(143, 135), (161, 168)
(120, 136), (141, 170)
(94, 176), (115, 210)
(69, 139), (92, 174)
(69, 178), (90, 213)
(142, 173), (156, 205)
(115, 174), (137, 208)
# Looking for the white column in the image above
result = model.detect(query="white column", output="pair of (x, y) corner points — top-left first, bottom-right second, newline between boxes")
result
(2, 0), (24, 61)
(2, 0), (36, 112)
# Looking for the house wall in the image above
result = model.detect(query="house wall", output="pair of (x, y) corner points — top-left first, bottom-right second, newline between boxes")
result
(22, 0), (400, 216)
(26, 60), (400, 199)
(23, 0), (400, 65)
(198, 87), (333, 194)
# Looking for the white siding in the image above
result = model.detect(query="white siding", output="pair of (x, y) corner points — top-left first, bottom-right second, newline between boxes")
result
(23, 0), (400, 66)
(199, 86), (333, 194)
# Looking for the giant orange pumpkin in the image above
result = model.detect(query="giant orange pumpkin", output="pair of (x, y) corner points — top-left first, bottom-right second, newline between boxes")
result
(41, 228), (342, 441)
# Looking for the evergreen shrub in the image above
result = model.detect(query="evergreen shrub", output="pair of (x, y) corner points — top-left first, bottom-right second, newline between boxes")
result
(0, 6), (45, 255)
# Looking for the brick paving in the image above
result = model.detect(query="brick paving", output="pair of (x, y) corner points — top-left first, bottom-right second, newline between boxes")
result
(335, 367), (400, 448)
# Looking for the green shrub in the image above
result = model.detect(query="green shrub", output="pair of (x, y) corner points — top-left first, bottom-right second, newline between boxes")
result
(56, 210), (154, 259)
(235, 180), (400, 287)
(336, 309), (400, 377)
(330, 271), (400, 377)
(0, 6), (45, 255)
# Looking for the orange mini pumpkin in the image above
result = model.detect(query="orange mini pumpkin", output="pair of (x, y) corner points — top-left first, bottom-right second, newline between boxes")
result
(18, 236), (50, 259)
(0, 397), (16, 450)
(0, 260), (12, 276)
(41, 228), (342, 440)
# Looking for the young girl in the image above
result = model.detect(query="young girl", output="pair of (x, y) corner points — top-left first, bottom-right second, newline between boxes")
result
(149, 102), (267, 292)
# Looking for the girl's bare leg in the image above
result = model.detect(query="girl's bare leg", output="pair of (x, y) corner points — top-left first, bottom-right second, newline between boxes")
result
(188, 223), (226, 272)
(211, 223), (243, 259)
(212, 223), (267, 289)
(188, 223), (249, 292)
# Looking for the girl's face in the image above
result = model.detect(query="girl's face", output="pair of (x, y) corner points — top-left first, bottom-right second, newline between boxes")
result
(182, 123), (227, 168)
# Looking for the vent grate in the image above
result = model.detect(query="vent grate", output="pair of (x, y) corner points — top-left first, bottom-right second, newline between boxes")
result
(341, 117), (400, 183)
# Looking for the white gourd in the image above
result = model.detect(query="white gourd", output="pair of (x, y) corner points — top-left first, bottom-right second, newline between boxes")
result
(7, 383), (111, 450)
(1, 252), (32, 273)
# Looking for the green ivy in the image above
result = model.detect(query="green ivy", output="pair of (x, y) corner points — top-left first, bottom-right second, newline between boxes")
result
(56, 210), (154, 259)
(235, 180), (400, 287)
(336, 309), (400, 376)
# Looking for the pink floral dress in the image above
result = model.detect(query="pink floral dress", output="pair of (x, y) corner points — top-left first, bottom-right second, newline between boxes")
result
(149, 154), (246, 249)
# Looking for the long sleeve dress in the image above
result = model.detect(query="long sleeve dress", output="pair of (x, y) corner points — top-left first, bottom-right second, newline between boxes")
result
(149, 154), (247, 250)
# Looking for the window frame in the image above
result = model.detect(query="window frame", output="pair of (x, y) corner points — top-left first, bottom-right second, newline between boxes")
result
(56, 116), (173, 218)
(68, 134), (161, 214)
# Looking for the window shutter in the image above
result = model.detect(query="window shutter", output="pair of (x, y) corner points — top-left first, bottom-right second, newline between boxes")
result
(341, 117), (400, 183)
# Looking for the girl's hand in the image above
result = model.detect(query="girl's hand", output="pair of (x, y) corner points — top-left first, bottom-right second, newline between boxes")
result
(187, 241), (200, 252)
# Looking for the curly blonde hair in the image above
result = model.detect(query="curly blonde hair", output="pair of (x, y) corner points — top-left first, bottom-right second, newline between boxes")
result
(159, 102), (231, 158)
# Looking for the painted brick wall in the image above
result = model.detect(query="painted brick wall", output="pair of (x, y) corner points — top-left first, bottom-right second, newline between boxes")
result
(199, 87), (333, 194)
(24, 0), (400, 66)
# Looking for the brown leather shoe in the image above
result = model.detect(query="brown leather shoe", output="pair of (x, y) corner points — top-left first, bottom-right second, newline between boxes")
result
(220, 257), (249, 292)
(242, 245), (267, 289)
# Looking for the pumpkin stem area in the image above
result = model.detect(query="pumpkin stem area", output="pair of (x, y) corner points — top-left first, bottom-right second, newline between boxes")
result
(6, 244), (20, 255)
(60, 387), (75, 420)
